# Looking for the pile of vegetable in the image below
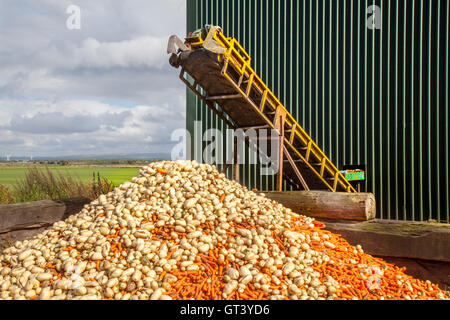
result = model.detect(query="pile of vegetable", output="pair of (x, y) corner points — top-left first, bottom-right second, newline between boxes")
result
(0, 161), (448, 300)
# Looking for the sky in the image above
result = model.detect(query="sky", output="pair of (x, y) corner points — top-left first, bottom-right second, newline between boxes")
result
(0, 0), (186, 158)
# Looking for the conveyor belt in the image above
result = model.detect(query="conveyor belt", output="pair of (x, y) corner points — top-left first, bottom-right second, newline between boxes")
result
(171, 27), (356, 193)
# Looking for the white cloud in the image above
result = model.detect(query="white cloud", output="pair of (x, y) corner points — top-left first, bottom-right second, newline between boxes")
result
(0, 98), (185, 157)
(0, 0), (187, 158)
(27, 68), (66, 90)
(38, 36), (169, 70)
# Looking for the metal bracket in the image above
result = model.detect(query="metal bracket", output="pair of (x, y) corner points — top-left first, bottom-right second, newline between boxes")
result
(167, 35), (189, 54)
(274, 107), (286, 192)
(283, 147), (310, 191)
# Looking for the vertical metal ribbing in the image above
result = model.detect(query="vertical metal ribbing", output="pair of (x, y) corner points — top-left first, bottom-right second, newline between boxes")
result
(200, 0), (205, 163)
(222, 0), (226, 175)
(322, 1), (326, 155)
(302, 1), (305, 129)
(198, 0), (202, 164)
(290, 0), (294, 121)
(329, 0), (333, 164)
(394, 0), (399, 220)
(283, 0), (287, 191)
(220, 0), (224, 175)
(211, 0), (215, 166)
(269, 0), (274, 191)
(265, 0), (269, 191)
(386, 0), (391, 220)
(199, 0), (204, 164)
(315, 1), (319, 148)
(270, 0), (274, 191)
(364, 0), (368, 195)
(208, 0), (213, 166)
(356, 1), (360, 166)
(294, 0), (299, 123)
(427, 0), (432, 221)
(254, 0), (258, 190)
(349, 0), (353, 164)
(289, 0), (294, 190)
(418, 0), (424, 221)
(186, 0), (196, 162)
(241, 0), (246, 188)
(210, 0), (215, 167)
(378, 0), (385, 219)
(274, 0), (284, 190)
(392, 0), (398, 220)
(308, 1), (312, 136)
(283, 0), (287, 111)
(382, 2), (390, 219)
(277, 1), (281, 103)
(186, 0), (449, 222)
(203, 0), (208, 164)
(342, 0), (346, 167)
(402, 0), (407, 220)
(436, 0), (441, 222)
(446, 0), (449, 223)
(253, 0), (257, 190)
(236, 0), (241, 184)
(411, 0), (416, 221)
(250, 0), (254, 189)
(371, 0), (377, 217)
(223, 0), (226, 174)
(336, 0), (339, 168)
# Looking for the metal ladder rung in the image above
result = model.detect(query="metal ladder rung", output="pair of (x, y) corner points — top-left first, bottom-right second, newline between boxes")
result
(237, 125), (271, 131)
(283, 159), (304, 163)
(206, 94), (242, 100)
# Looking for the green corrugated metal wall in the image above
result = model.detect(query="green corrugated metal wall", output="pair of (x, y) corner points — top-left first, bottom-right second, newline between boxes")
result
(186, 0), (449, 222)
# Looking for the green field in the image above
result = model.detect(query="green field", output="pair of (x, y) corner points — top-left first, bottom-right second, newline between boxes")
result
(0, 166), (141, 187)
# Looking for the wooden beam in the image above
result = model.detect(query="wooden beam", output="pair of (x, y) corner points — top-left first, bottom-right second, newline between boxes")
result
(263, 191), (376, 221)
(323, 220), (450, 262)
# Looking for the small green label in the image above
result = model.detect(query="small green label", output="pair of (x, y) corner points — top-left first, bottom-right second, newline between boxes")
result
(344, 171), (366, 181)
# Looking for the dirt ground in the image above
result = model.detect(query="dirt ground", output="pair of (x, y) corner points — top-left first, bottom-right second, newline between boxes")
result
(377, 256), (450, 291)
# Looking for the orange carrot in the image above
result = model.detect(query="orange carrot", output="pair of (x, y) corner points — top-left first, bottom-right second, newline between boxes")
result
(158, 168), (168, 175)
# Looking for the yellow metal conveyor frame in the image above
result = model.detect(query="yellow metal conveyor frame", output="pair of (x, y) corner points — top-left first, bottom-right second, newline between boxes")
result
(173, 26), (356, 193)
